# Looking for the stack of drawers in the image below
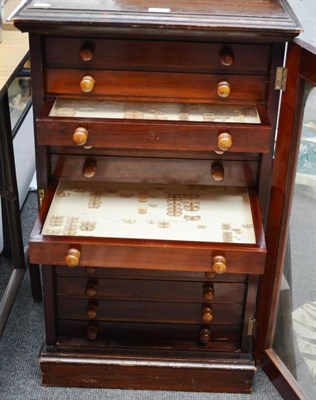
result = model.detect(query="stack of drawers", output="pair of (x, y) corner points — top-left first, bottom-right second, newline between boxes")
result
(37, 38), (272, 155)
(55, 266), (249, 351)
(30, 38), (270, 346)
(25, 36), (270, 389)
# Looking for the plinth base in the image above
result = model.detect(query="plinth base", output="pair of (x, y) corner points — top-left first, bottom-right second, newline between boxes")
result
(40, 347), (256, 393)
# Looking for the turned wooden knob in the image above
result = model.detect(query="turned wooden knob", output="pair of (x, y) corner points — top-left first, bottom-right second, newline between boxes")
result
(80, 75), (96, 93)
(86, 280), (97, 297)
(200, 328), (211, 345)
(85, 267), (97, 275)
(202, 307), (213, 323)
(86, 301), (98, 319)
(73, 127), (89, 146)
(80, 42), (94, 61)
(220, 47), (234, 67)
(87, 324), (98, 341)
(217, 80), (231, 98)
(203, 285), (215, 302)
(65, 248), (81, 268)
(212, 255), (227, 274)
(217, 132), (233, 152)
(211, 162), (225, 181)
(82, 158), (97, 178)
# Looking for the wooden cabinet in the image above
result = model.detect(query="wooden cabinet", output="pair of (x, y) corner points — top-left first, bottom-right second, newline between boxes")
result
(12, 0), (305, 394)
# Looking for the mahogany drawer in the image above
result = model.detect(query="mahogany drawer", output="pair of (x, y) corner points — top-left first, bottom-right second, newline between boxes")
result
(45, 69), (267, 102)
(56, 276), (246, 304)
(36, 111), (271, 154)
(51, 155), (258, 187)
(29, 182), (266, 274)
(45, 37), (271, 74)
(55, 266), (248, 283)
(57, 320), (242, 352)
(57, 298), (243, 325)
(31, 238), (266, 274)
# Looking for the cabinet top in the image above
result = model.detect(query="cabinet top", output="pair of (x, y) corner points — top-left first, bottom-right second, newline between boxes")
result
(12, 0), (302, 41)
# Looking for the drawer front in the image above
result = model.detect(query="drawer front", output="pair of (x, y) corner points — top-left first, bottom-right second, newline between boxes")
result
(51, 155), (259, 187)
(45, 69), (267, 102)
(55, 266), (248, 283)
(57, 298), (243, 325)
(37, 118), (271, 153)
(57, 320), (242, 352)
(56, 276), (246, 304)
(45, 38), (271, 74)
(31, 240), (266, 274)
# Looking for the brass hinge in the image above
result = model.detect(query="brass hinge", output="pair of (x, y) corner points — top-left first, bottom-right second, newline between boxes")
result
(38, 189), (45, 208)
(247, 318), (257, 337)
(275, 67), (288, 91)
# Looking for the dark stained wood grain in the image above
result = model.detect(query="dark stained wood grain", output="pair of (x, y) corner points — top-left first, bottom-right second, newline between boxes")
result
(30, 238), (266, 274)
(36, 117), (271, 153)
(44, 37), (271, 74)
(57, 298), (243, 325)
(42, 267), (57, 345)
(12, 0), (301, 42)
(29, 33), (49, 189)
(297, 39), (316, 83)
(40, 350), (255, 392)
(241, 275), (259, 353)
(56, 277), (246, 304)
(258, 43), (286, 227)
(49, 146), (260, 161)
(55, 266), (248, 283)
(50, 155), (259, 187)
(45, 69), (268, 102)
(57, 321), (242, 352)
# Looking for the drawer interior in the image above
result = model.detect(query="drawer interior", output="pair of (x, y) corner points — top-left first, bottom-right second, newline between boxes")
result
(42, 181), (256, 244)
(49, 98), (262, 124)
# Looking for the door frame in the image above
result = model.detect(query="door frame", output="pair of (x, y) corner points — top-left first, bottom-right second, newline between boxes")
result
(255, 39), (316, 400)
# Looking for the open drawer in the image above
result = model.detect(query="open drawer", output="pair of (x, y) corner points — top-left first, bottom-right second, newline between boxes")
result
(29, 181), (266, 274)
(36, 98), (272, 153)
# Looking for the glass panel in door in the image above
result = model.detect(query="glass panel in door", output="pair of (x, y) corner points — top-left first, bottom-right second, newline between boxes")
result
(273, 85), (316, 400)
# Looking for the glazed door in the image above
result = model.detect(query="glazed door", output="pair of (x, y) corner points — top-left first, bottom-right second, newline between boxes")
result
(255, 40), (316, 400)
